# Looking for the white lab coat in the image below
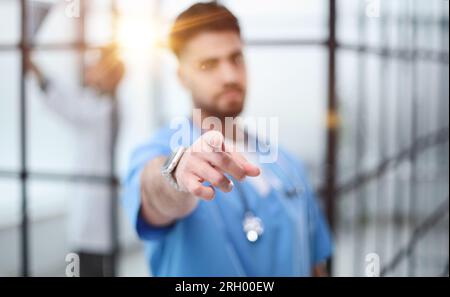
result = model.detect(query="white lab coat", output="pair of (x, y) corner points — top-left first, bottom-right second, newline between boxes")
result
(42, 81), (115, 253)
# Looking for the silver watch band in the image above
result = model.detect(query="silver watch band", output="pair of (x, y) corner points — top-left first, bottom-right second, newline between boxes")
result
(161, 147), (187, 192)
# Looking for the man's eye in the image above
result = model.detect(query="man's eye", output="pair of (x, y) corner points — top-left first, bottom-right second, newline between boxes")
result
(199, 61), (216, 71)
(232, 54), (243, 65)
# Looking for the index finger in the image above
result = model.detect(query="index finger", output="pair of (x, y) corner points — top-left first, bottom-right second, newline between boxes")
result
(224, 142), (260, 177)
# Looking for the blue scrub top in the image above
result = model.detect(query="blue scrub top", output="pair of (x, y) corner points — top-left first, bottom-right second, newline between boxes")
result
(122, 121), (333, 276)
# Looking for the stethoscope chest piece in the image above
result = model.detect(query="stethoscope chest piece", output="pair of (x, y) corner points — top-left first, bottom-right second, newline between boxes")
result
(242, 212), (264, 243)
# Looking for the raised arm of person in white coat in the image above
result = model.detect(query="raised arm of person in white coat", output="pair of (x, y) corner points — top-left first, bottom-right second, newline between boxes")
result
(26, 47), (125, 126)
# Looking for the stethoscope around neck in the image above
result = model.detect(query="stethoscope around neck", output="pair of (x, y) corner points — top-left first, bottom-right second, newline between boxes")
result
(233, 132), (305, 243)
(232, 179), (264, 243)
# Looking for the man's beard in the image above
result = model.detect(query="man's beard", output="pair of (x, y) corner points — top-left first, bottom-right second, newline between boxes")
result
(194, 84), (245, 119)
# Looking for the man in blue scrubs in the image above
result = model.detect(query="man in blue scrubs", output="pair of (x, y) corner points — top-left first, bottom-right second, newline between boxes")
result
(122, 2), (333, 276)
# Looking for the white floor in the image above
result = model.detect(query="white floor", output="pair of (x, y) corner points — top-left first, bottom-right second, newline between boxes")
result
(118, 247), (149, 277)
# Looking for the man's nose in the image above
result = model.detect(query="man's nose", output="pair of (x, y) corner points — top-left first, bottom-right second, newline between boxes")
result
(218, 61), (240, 84)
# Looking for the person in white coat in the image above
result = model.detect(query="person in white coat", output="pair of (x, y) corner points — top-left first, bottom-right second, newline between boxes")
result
(27, 46), (125, 276)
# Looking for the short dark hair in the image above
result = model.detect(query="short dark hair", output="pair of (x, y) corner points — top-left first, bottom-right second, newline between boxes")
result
(169, 2), (241, 57)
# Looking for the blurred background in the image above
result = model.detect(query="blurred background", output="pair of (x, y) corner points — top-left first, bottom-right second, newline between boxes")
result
(0, 0), (448, 277)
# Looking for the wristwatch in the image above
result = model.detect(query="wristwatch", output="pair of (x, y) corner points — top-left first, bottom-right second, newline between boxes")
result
(161, 147), (187, 192)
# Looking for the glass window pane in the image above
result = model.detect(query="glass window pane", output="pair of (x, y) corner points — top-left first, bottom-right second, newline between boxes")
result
(159, 50), (192, 121)
(85, 0), (113, 46)
(29, 180), (71, 276)
(244, 47), (327, 185)
(0, 52), (20, 171)
(336, 49), (359, 184)
(29, 0), (79, 45)
(223, 0), (327, 40)
(338, 0), (449, 50)
(414, 0), (448, 52)
(337, 0), (363, 46)
(27, 50), (81, 173)
(337, 0), (387, 48)
(0, 0), (20, 44)
(0, 179), (21, 277)
(27, 180), (144, 276)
